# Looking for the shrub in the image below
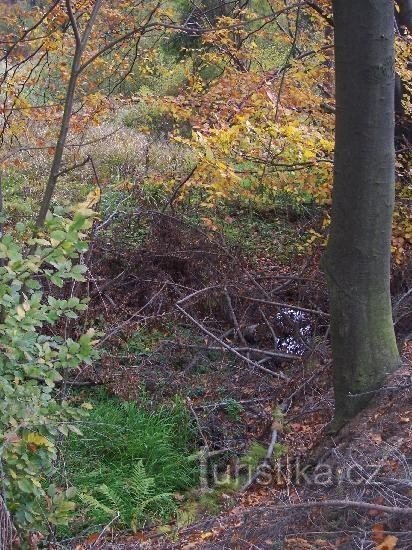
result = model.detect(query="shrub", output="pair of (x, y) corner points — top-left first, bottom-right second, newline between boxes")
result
(0, 209), (97, 531)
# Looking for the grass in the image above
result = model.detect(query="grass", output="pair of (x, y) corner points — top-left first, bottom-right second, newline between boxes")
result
(60, 389), (198, 534)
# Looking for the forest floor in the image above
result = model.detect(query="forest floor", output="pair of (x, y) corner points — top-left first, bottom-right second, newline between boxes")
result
(79, 356), (412, 549)
(66, 206), (412, 549)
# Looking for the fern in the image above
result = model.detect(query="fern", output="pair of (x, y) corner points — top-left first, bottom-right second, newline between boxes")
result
(131, 493), (176, 532)
(78, 461), (176, 531)
(61, 393), (197, 534)
(128, 460), (156, 501)
(128, 460), (176, 530)
(95, 484), (125, 517)
(78, 492), (116, 518)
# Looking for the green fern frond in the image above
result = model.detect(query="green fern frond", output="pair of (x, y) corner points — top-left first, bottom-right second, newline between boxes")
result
(78, 492), (115, 517)
(128, 460), (156, 501)
(95, 484), (124, 514)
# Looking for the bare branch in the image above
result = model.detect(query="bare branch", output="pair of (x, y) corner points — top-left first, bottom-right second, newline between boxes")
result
(65, 0), (81, 49)
(175, 304), (291, 380)
(252, 499), (412, 516)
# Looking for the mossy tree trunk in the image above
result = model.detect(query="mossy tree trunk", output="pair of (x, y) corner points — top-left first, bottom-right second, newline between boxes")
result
(322, 0), (401, 429)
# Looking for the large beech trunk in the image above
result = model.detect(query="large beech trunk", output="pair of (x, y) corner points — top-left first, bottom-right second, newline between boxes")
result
(323, 0), (401, 428)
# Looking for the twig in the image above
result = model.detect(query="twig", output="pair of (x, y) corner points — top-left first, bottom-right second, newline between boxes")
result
(187, 397), (209, 451)
(260, 308), (279, 347)
(224, 287), (247, 345)
(175, 304), (290, 380)
(176, 285), (222, 306)
(194, 397), (273, 410)
(281, 365), (329, 411)
(242, 422), (281, 491)
(91, 511), (120, 548)
(163, 164), (198, 212)
(56, 155), (91, 177)
(239, 295), (329, 317)
(394, 287), (412, 312)
(98, 283), (167, 347)
(250, 499), (412, 516)
(348, 381), (412, 398)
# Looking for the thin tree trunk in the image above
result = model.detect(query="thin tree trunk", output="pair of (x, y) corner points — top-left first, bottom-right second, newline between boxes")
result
(35, 51), (81, 227)
(36, 0), (104, 227)
(322, 0), (401, 429)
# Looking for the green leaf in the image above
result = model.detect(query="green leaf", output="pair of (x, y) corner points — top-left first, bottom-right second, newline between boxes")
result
(50, 230), (67, 242)
(50, 274), (64, 287)
(17, 478), (34, 494)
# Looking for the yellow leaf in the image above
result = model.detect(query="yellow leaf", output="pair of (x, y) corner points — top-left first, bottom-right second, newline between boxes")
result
(78, 187), (101, 210)
(376, 535), (398, 550)
(26, 433), (54, 449)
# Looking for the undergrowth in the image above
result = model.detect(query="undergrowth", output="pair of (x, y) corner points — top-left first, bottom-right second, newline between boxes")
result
(59, 390), (198, 535)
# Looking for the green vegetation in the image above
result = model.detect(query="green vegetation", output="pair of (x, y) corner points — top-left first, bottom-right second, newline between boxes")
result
(61, 390), (197, 533)
(0, 211), (96, 531)
(0, 0), (410, 545)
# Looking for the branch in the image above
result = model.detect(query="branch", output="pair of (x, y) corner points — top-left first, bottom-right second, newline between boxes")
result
(162, 164), (198, 212)
(187, 397), (209, 450)
(307, 1), (334, 27)
(242, 422), (281, 491)
(80, 0), (105, 50)
(79, 1), (160, 73)
(167, 341), (300, 361)
(56, 155), (91, 177)
(65, 0), (81, 49)
(253, 499), (412, 516)
(175, 304), (291, 380)
(238, 295), (330, 317)
(224, 287), (247, 345)
(0, 0), (62, 62)
(79, 1), (308, 73)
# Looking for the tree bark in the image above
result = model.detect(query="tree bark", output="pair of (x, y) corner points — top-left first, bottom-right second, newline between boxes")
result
(322, 0), (401, 429)
(396, 0), (412, 31)
(35, 52), (81, 227)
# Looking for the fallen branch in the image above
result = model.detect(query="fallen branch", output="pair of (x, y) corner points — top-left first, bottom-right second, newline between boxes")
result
(164, 340), (300, 361)
(239, 295), (330, 317)
(98, 283), (167, 347)
(251, 499), (412, 516)
(194, 397), (273, 410)
(242, 422), (281, 492)
(224, 287), (247, 345)
(175, 304), (291, 380)
(187, 397), (209, 450)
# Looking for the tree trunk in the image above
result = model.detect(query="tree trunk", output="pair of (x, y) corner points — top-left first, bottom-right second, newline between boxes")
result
(36, 54), (81, 227)
(396, 0), (412, 31)
(322, 0), (401, 429)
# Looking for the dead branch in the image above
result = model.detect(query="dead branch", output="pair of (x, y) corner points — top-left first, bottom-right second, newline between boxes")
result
(252, 499), (412, 516)
(194, 397), (272, 411)
(224, 287), (248, 345)
(98, 283), (167, 347)
(187, 397), (209, 450)
(239, 295), (330, 317)
(164, 341), (300, 360)
(260, 307), (279, 347)
(56, 155), (91, 177)
(175, 304), (290, 380)
(242, 421), (282, 492)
